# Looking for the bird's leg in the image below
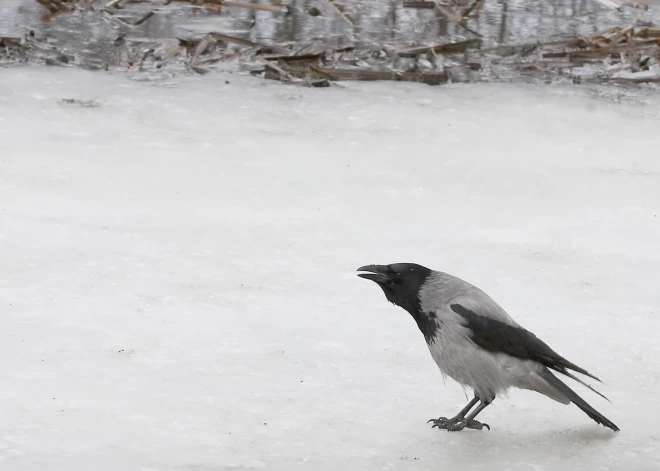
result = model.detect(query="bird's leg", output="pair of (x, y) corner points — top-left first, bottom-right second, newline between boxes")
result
(447, 400), (491, 432)
(428, 396), (479, 429)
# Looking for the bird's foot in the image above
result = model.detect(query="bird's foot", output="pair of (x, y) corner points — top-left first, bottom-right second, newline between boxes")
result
(447, 419), (490, 432)
(427, 416), (462, 429)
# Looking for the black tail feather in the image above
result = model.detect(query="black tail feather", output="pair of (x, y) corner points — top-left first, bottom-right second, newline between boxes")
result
(548, 366), (611, 402)
(542, 368), (619, 432)
(555, 358), (602, 383)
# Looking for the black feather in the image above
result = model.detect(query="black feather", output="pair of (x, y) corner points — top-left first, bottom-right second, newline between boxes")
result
(540, 368), (619, 431)
(450, 304), (602, 382)
(547, 367), (610, 402)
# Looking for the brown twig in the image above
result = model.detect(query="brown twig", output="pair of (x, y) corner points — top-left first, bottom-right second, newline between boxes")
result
(432, 1), (483, 37)
(322, 0), (355, 25)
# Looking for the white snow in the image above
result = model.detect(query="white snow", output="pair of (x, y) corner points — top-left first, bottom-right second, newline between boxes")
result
(1, 67), (660, 471)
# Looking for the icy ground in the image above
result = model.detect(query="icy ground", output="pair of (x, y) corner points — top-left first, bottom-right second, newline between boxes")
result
(1, 67), (660, 471)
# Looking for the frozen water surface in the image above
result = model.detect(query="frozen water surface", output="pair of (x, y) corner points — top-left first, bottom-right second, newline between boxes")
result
(1, 67), (660, 471)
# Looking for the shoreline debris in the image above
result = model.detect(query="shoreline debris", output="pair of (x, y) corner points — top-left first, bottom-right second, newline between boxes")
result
(2, 1), (658, 87)
(3, 26), (659, 86)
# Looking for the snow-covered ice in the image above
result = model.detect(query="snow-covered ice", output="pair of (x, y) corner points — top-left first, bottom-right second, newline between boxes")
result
(1, 67), (660, 471)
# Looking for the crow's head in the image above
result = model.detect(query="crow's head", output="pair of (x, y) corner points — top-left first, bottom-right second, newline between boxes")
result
(357, 263), (432, 315)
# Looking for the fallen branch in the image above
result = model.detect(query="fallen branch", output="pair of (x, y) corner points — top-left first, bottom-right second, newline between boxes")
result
(397, 39), (482, 57)
(133, 11), (156, 27)
(638, 27), (660, 39)
(222, 0), (284, 13)
(168, 0), (285, 13)
(402, 1), (435, 8)
(257, 56), (296, 82)
(620, 0), (649, 9)
(310, 67), (450, 85)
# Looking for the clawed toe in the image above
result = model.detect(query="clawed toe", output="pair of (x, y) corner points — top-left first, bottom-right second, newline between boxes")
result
(447, 419), (490, 432)
(427, 417), (462, 430)
(468, 420), (490, 431)
(428, 417), (458, 429)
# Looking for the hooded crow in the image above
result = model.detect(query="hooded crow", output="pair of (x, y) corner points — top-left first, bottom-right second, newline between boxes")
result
(357, 263), (619, 432)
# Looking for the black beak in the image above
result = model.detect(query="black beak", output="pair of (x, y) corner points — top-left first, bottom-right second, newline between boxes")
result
(357, 265), (391, 284)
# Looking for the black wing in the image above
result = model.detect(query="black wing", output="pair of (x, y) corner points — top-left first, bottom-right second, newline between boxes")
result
(450, 303), (608, 398)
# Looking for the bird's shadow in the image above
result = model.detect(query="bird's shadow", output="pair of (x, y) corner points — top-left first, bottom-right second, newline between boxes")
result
(437, 426), (617, 462)
(521, 427), (617, 446)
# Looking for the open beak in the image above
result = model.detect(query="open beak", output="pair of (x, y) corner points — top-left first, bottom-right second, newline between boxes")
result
(357, 264), (391, 284)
